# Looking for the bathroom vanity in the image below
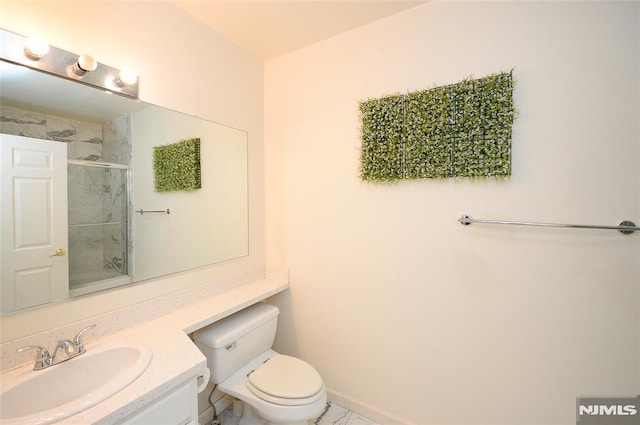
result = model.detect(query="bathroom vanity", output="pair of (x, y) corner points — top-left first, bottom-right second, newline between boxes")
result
(118, 379), (198, 425)
(0, 28), (275, 424)
(0, 270), (289, 424)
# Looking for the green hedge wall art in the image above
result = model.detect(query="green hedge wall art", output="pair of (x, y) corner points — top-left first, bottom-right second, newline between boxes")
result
(360, 93), (405, 181)
(153, 138), (201, 192)
(359, 71), (514, 181)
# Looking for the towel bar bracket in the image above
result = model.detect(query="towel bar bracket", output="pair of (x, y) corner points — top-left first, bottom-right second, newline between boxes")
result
(618, 220), (636, 235)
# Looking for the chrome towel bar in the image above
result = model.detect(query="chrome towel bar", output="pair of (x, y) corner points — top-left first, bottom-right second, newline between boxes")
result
(135, 209), (170, 215)
(458, 214), (638, 235)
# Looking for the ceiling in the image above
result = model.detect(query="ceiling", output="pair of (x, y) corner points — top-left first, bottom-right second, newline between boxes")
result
(172, 1), (426, 60)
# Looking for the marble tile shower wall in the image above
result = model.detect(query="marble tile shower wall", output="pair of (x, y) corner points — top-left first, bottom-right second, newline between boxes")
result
(0, 105), (104, 159)
(67, 165), (129, 287)
(0, 105), (131, 287)
(104, 115), (132, 164)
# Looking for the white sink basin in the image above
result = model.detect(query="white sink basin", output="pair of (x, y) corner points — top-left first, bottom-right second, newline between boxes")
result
(0, 341), (152, 424)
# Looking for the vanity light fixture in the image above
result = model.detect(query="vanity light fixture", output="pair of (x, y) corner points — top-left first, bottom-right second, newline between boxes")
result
(114, 69), (137, 87)
(72, 54), (98, 76)
(1, 28), (139, 99)
(23, 35), (49, 60)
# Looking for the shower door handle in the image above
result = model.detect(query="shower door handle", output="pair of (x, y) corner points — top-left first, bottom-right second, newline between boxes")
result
(50, 248), (66, 257)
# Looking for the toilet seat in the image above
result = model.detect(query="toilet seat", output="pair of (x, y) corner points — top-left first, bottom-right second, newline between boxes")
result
(247, 355), (324, 406)
(219, 350), (327, 423)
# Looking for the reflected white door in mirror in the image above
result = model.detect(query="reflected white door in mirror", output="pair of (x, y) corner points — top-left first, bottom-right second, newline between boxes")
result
(0, 134), (69, 312)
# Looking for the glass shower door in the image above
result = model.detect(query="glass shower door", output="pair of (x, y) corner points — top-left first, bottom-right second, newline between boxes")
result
(67, 160), (130, 294)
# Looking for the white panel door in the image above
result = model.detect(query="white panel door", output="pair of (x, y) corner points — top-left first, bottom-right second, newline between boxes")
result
(1, 134), (68, 312)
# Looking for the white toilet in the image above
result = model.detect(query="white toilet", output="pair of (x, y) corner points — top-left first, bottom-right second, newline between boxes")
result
(193, 303), (327, 425)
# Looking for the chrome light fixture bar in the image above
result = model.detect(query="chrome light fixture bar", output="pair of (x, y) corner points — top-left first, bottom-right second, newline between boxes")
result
(0, 28), (138, 99)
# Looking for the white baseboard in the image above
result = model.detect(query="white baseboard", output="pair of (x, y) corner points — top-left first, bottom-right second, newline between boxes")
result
(197, 394), (233, 425)
(326, 389), (414, 425)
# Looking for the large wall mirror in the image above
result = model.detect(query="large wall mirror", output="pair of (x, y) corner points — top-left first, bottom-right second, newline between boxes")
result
(0, 60), (249, 314)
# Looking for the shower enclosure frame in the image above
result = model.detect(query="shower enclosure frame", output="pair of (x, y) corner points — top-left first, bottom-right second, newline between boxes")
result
(67, 159), (132, 297)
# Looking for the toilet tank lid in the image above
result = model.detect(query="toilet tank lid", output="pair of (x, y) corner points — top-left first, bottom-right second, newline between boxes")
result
(193, 303), (279, 349)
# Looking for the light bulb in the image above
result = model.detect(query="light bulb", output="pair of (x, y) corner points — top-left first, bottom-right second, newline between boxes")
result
(77, 54), (97, 72)
(24, 36), (49, 60)
(115, 69), (137, 87)
(72, 54), (97, 75)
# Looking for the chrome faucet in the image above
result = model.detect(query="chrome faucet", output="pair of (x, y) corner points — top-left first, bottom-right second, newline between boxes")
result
(51, 339), (77, 362)
(16, 324), (96, 371)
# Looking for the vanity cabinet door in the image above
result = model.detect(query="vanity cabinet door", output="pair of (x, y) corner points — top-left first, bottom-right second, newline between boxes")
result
(118, 378), (198, 425)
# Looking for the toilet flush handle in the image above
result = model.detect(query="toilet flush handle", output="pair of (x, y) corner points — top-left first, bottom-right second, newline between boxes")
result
(225, 342), (237, 351)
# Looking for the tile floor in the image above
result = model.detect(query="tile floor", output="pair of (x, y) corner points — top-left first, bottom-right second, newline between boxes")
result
(216, 401), (381, 425)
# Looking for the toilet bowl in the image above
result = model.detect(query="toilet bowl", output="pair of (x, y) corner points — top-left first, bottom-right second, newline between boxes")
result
(193, 303), (327, 425)
(218, 349), (326, 424)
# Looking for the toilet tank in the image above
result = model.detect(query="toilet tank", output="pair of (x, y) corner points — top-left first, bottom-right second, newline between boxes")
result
(193, 303), (279, 384)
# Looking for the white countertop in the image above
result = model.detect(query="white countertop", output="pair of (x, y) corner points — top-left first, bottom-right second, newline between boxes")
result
(12, 276), (289, 425)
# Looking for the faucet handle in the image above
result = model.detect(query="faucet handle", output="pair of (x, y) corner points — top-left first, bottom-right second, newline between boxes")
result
(16, 345), (52, 370)
(73, 324), (96, 353)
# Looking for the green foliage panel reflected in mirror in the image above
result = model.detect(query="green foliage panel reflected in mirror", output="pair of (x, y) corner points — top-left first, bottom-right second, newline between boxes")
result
(153, 138), (202, 192)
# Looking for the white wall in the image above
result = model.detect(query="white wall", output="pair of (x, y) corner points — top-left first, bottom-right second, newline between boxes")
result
(0, 1), (264, 342)
(265, 2), (639, 424)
